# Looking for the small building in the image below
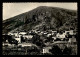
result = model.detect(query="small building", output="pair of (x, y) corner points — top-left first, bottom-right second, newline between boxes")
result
(18, 43), (32, 47)
(3, 43), (12, 47)
(52, 31), (57, 33)
(65, 30), (74, 35)
(56, 33), (66, 40)
(8, 32), (14, 35)
(19, 32), (26, 35)
(47, 34), (52, 37)
(18, 35), (22, 38)
(6, 40), (8, 43)
(31, 29), (37, 32)
(37, 31), (41, 33)
(69, 30), (74, 35)
(42, 47), (52, 54)
(13, 32), (19, 37)
(38, 33), (43, 36)
(51, 33), (54, 35)
(52, 31), (57, 35)
(52, 37), (56, 40)
(3, 43), (8, 46)
(41, 31), (44, 34)
(14, 37), (21, 43)
(43, 32), (47, 35)
(23, 35), (33, 39)
(68, 38), (76, 43)
(29, 31), (32, 34)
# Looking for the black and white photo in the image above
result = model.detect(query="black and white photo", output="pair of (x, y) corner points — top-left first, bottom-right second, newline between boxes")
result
(2, 2), (77, 55)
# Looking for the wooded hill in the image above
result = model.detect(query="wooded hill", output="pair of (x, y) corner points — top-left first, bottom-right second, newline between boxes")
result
(3, 6), (77, 34)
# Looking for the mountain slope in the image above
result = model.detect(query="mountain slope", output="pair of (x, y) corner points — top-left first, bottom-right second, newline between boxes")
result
(3, 6), (77, 34)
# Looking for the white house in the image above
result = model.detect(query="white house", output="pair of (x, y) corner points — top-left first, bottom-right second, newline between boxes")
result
(18, 43), (32, 47)
(69, 30), (74, 35)
(43, 32), (47, 35)
(65, 30), (74, 35)
(56, 33), (66, 40)
(8, 32), (14, 35)
(41, 31), (44, 34)
(68, 38), (76, 43)
(52, 37), (56, 40)
(47, 34), (52, 37)
(29, 31), (32, 34)
(43, 48), (46, 54)
(37, 30), (40, 32)
(42, 47), (52, 54)
(14, 37), (21, 43)
(51, 33), (54, 35)
(13, 32), (19, 37)
(18, 35), (22, 38)
(19, 32), (26, 35)
(3, 43), (12, 47)
(23, 35), (33, 39)
(3, 43), (8, 46)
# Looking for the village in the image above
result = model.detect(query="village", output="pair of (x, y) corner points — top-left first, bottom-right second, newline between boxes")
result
(2, 29), (77, 55)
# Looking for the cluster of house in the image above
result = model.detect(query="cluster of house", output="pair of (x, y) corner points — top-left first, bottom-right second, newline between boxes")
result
(7, 31), (33, 43)
(2, 29), (77, 54)
(7, 29), (76, 44)
(30, 29), (76, 42)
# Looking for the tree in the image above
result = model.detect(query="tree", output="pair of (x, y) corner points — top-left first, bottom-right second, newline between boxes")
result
(21, 36), (25, 42)
(8, 38), (18, 45)
(32, 34), (40, 44)
(49, 45), (62, 55)
(27, 46), (40, 55)
(32, 15), (36, 21)
(47, 35), (53, 42)
(63, 46), (72, 55)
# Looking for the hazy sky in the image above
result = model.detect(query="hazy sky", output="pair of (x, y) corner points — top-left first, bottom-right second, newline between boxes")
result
(3, 2), (77, 20)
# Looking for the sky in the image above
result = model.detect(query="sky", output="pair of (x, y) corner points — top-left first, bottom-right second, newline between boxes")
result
(3, 2), (77, 20)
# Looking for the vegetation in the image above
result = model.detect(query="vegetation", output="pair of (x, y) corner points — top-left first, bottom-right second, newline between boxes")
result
(3, 6), (77, 34)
